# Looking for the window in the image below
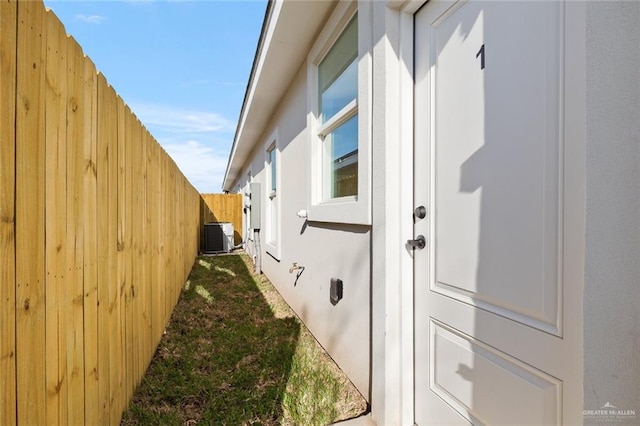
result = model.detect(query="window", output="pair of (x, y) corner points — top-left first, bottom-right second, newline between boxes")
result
(268, 147), (277, 194)
(318, 15), (358, 199)
(267, 144), (277, 243)
(264, 130), (280, 259)
(244, 171), (252, 243)
(307, 1), (371, 225)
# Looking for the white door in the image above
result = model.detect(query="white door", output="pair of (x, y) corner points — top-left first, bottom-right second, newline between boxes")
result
(414, 1), (582, 424)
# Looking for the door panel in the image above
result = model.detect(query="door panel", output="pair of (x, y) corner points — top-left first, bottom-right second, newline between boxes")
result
(414, 1), (577, 424)
(430, 321), (560, 425)
(430, 0), (564, 334)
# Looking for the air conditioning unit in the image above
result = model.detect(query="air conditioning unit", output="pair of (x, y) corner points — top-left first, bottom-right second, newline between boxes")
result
(203, 222), (234, 254)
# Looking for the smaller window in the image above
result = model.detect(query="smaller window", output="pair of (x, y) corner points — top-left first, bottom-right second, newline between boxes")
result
(244, 171), (252, 242)
(268, 147), (277, 195)
(265, 136), (280, 259)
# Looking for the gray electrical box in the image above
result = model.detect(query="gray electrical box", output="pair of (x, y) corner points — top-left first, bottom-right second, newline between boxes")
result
(250, 182), (261, 230)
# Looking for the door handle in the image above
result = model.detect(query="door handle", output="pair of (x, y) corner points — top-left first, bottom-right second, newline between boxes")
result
(407, 235), (426, 250)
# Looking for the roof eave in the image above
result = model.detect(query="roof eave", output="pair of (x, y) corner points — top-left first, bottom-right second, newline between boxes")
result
(222, 0), (336, 192)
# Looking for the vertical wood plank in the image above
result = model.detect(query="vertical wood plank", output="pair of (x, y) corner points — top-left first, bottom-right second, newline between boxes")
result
(195, 192), (199, 257)
(44, 9), (68, 425)
(129, 117), (137, 385)
(183, 182), (189, 275)
(15, 1), (46, 423)
(0, 1), (17, 424)
(139, 128), (145, 367)
(184, 186), (188, 274)
(116, 96), (127, 416)
(161, 153), (168, 325)
(138, 127), (151, 370)
(137, 126), (144, 375)
(158, 149), (166, 339)
(83, 54), (99, 426)
(149, 141), (160, 347)
(155, 144), (163, 345)
(65, 35), (85, 425)
(130, 117), (140, 389)
(95, 72), (111, 425)
(167, 161), (174, 316)
(174, 167), (179, 305)
(179, 178), (185, 283)
(124, 107), (134, 403)
(147, 137), (153, 347)
(82, 55), (100, 424)
(107, 86), (121, 425)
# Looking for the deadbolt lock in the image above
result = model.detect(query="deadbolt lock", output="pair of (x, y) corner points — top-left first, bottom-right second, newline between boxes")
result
(414, 206), (426, 220)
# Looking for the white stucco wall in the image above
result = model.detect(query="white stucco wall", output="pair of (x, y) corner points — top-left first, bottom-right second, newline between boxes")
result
(231, 64), (371, 398)
(584, 1), (640, 421)
(226, 1), (640, 421)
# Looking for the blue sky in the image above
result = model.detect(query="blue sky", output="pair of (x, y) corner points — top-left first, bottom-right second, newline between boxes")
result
(43, 0), (267, 193)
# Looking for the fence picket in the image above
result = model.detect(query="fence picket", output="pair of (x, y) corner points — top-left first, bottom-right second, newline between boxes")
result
(106, 83), (121, 426)
(83, 53), (100, 426)
(16, 1), (47, 424)
(66, 35), (87, 425)
(0, 1), (17, 424)
(96, 72), (112, 424)
(124, 106), (134, 404)
(44, 10), (68, 425)
(116, 96), (128, 417)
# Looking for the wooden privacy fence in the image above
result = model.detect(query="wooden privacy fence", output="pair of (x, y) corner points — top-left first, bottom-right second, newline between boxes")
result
(200, 193), (243, 246)
(0, 1), (201, 424)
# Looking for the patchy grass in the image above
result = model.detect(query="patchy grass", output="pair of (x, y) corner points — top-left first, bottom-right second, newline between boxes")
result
(121, 254), (367, 425)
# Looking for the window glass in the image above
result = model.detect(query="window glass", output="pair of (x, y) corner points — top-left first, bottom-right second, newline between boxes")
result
(320, 60), (357, 122)
(324, 114), (358, 198)
(268, 148), (276, 192)
(318, 15), (358, 123)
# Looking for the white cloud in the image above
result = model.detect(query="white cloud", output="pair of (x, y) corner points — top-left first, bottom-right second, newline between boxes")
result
(128, 103), (235, 193)
(75, 14), (106, 24)
(132, 104), (235, 134)
(161, 139), (229, 193)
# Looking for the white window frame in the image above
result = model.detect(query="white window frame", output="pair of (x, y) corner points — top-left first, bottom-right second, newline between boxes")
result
(243, 169), (253, 244)
(263, 129), (281, 259)
(307, 0), (372, 225)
